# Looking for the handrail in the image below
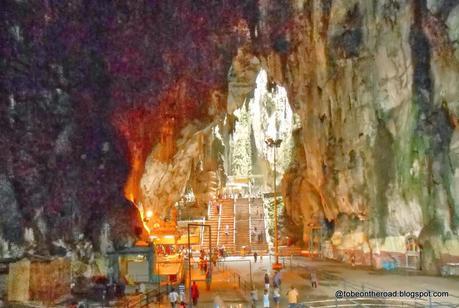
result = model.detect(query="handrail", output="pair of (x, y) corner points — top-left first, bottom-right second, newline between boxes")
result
(306, 268), (459, 308)
(230, 271), (251, 294)
(248, 198), (252, 245)
(125, 287), (161, 308)
(233, 198), (236, 247)
(261, 197), (272, 248)
(200, 217), (205, 246)
(299, 297), (459, 308)
(217, 202), (222, 246)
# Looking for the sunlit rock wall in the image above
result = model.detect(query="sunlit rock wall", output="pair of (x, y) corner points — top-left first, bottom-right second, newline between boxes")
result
(139, 123), (225, 226)
(258, 0), (459, 272)
(226, 55), (299, 187)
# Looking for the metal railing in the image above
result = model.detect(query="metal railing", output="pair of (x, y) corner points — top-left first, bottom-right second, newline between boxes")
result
(300, 297), (459, 307)
(300, 298), (432, 307)
(299, 269), (459, 308)
(217, 203), (222, 246)
(248, 198), (252, 245)
(229, 271), (251, 293)
(233, 199), (237, 246)
(123, 288), (160, 308)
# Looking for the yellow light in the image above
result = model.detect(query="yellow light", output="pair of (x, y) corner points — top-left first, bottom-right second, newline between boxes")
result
(146, 210), (153, 219)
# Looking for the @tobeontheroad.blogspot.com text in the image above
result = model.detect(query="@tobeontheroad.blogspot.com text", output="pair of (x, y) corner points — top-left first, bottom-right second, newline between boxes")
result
(335, 290), (449, 300)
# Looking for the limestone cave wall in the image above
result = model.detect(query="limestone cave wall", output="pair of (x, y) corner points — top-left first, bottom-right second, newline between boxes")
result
(2, 0), (459, 274)
(256, 0), (459, 273)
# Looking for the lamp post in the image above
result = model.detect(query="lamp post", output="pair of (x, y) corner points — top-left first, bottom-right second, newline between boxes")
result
(265, 137), (282, 270)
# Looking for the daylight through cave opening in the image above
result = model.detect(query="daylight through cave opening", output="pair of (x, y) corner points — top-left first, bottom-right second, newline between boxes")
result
(127, 65), (299, 243)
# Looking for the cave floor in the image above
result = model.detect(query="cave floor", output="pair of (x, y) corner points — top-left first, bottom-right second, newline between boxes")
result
(2, 257), (459, 307)
(224, 256), (459, 306)
(136, 256), (459, 307)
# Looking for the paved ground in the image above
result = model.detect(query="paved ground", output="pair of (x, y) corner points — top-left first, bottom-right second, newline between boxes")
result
(127, 256), (459, 307)
(3, 257), (459, 307)
(186, 265), (248, 307)
(136, 263), (247, 307)
(224, 255), (459, 307)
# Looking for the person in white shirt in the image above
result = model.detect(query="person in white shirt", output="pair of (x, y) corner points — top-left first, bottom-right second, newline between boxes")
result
(287, 285), (299, 308)
(250, 287), (258, 308)
(168, 288), (179, 308)
(178, 282), (186, 302)
(273, 287), (281, 308)
(263, 289), (270, 308)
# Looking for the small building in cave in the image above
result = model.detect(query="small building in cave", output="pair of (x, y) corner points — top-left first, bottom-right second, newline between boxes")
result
(109, 245), (156, 284)
(109, 234), (188, 286)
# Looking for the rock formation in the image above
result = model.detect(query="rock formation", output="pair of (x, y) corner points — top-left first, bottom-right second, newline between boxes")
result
(262, 0), (459, 273)
(2, 0), (459, 274)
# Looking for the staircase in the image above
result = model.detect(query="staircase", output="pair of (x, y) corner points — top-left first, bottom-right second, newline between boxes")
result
(250, 198), (269, 253)
(218, 199), (235, 253)
(202, 197), (267, 255)
(201, 204), (219, 251)
(235, 198), (250, 252)
(201, 199), (236, 253)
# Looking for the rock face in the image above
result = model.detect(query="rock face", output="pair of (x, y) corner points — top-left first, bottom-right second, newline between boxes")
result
(139, 123), (225, 226)
(1, 1), (152, 257)
(2, 0), (459, 274)
(256, 0), (459, 273)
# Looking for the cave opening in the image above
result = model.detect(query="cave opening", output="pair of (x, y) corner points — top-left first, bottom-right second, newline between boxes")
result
(126, 63), (299, 252)
(4, 1), (459, 303)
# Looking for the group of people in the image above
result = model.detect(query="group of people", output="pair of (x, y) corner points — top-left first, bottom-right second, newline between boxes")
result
(168, 280), (200, 307)
(249, 269), (318, 307)
(250, 271), (283, 307)
(156, 244), (176, 256)
(251, 227), (265, 243)
(198, 250), (213, 291)
(253, 251), (263, 263)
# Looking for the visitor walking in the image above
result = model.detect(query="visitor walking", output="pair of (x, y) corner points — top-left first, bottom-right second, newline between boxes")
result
(310, 270), (318, 288)
(264, 273), (270, 290)
(254, 251), (258, 263)
(168, 287), (179, 308)
(212, 253), (218, 267)
(250, 287), (258, 308)
(273, 287), (281, 308)
(273, 271), (281, 288)
(202, 258), (208, 274)
(225, 224), (229, 237)
(263, 289), (270, 308)
(178, 281), (186, 302)
(214, 295), (224, 308)
(205, 267), (212, 291)
(287, 285), (299, 308)
(191, 281), (199, 306)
